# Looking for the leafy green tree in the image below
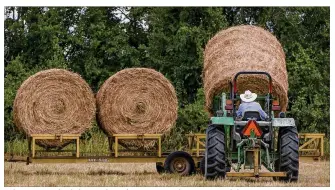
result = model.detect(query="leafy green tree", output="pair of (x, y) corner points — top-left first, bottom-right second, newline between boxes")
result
(4, 7), (330, 144)
(144, 7), (228, 104)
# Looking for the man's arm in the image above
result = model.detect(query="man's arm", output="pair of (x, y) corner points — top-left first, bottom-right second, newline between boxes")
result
(236, 103), (244, 117)
(255, 102), (268, 120)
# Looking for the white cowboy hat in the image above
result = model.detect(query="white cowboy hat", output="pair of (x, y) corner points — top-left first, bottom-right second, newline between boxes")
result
(240, 90), (257, 102)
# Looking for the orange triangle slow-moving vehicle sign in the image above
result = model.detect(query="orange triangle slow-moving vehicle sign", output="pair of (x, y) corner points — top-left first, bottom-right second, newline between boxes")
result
(242, 120), (262, 137)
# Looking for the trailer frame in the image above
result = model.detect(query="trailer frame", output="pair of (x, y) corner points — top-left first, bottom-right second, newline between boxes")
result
(27, 134), (186, 164)
(25, 133), (324, 178)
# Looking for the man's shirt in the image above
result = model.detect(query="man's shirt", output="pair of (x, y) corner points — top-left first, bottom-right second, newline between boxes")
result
(236, 101), (268, 120)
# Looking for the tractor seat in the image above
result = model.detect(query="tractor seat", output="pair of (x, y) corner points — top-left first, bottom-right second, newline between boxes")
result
(242, 111), (261, 121)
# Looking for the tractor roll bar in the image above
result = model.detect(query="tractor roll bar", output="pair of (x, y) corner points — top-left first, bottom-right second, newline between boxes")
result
(233, 71), (273, 94)
(232, 71), (273, 120)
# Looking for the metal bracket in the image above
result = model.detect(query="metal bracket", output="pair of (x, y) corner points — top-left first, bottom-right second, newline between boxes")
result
(55, 134), (63, 142)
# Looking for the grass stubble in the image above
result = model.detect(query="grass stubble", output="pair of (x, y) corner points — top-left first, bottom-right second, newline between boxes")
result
(4, 160), (329, 187)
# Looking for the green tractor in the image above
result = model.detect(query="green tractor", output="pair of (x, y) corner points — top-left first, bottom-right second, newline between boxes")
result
(202, 71), (299, 182)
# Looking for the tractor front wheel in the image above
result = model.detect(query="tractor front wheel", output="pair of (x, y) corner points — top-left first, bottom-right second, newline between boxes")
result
(205, 124), (226, 179)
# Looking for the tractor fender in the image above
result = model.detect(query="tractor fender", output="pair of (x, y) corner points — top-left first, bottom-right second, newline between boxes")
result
(272, 118), (295, 127)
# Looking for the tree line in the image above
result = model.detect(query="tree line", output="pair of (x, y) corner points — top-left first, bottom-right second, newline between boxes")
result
(4, 7), (330, 142)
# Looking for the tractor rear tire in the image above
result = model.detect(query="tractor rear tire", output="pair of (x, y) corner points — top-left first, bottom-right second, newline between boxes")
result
(275, 127), (299, 182)
(205, 124), (226, 179)
(200, 157), (230, 175)
(164, 151), (195, 176)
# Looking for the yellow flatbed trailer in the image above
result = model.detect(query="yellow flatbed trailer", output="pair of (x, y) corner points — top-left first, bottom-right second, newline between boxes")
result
(23, 133), (324, 178)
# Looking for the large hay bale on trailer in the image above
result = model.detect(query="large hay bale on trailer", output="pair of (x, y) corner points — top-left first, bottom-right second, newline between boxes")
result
(13, 69), (96, 148)
(96, 68), (178, 150)
(203, 25), (288, 113)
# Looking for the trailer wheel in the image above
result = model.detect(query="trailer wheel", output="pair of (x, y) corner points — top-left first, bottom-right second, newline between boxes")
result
(164, 151), (195, 176)
(205, 124), (226, 179)
(200, 157), (205, 174)
(156, 162), (165, 174)
(275, 127), (299, 182)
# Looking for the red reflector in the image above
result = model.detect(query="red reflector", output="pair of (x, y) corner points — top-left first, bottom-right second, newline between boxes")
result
(225, 105), (233, 110)
(242, 120), (262, 137)
(226, 99), (233, 105)
(272, 105), (281, 111)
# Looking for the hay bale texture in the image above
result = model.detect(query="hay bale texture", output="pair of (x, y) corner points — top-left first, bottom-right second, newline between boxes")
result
(96, 68), (178, 150)
(13, 69), (96, 148)
(203, 25), (288, 113)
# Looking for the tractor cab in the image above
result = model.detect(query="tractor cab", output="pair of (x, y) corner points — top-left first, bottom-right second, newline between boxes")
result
(211, 72), (283, 122)
(211, 71), (281, 144)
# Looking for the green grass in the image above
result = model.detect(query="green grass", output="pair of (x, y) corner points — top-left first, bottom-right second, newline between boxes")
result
(5, 131), (111, 157)
(4, 129), (191, 157)
(5, 137), (28, 156)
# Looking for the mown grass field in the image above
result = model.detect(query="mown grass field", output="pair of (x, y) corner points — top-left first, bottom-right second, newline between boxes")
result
(4, 129), (330, 187)
(4, 160), (329, 187)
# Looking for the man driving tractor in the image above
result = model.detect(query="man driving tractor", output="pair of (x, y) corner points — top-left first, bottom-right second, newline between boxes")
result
(236, 90), (268, 120)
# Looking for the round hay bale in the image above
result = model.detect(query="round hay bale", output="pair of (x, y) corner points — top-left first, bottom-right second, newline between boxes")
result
(13, 69), (96, 148)
(203, 25), (288, 113)
(96, 68), (178, 150)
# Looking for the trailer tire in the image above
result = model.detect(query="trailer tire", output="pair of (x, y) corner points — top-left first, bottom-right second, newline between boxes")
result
(275, 127), (299, 182)
(164, 151), (195, 176)
(200, 157), (205, 174)
(156, 162), (165, 174)
(205, 124), (226, 179)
